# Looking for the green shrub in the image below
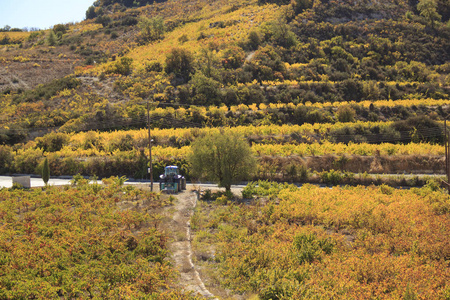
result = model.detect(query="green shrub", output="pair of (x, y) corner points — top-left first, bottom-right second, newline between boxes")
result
(138, 16), (165, 43)
(222, 46), (245, 69)
(424, 178), (443, 192)
(320, 169), (343, 185)
(392, 115), (443, 144)
(12, 148), (44, 174)
(85, 5), (97, 19)
(178, 34), (189, 43)
(259, 283), (293, 300)
(201, 189), (212, 201)
(52, 24), (67, 35)
(106, 57), (133, 75)
(134, 230), (167, 263)
(292, 233), (334, 264)
(145, 61), (163, 72)
(165, 47), (194, 83)
(70, 173), (89, 186)
(35, 132), (70, 152)
(13, 77), (80, 103)
(336, 105), (356, 122)
(380, 184), (394, 195)
(242, 182), (257, 198)
(0, 145), (12, 173)
(95, 15), (112, 27)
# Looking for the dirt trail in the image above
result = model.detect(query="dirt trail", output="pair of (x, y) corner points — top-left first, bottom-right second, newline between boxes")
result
(168, 189), (217, 299)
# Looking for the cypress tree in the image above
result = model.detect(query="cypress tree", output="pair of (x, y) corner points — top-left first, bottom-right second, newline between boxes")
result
(42, 157), (50, 185)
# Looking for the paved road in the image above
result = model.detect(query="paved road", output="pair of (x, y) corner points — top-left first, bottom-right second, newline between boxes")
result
(0, 175), (242, 190)
(0, 176), (121, 189)
(0, 176), (72, 188)
(1, 174), (441, 190)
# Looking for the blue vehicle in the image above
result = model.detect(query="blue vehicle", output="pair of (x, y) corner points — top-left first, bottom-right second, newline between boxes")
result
(159, 166), (186, 193)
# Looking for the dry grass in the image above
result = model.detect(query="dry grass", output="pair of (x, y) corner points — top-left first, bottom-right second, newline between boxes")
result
(0, 31), (31, 40)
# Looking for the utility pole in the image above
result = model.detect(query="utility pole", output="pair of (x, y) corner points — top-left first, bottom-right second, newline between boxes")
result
(444, 120), (450, 193)
(147, 98), (153, 191)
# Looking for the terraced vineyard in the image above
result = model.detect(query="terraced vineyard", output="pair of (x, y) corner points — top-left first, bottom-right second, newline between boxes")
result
(0, 0), (449, 297)
(190, 182), (450, 299)
(0, 178), (201, 299)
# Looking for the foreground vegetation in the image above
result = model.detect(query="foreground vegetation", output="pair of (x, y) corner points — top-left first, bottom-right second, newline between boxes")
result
(191, 182), (450, 299)
(0, 178), (200, 299)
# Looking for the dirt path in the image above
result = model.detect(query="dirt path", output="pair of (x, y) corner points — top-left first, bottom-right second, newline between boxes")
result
(168, 189), (217, 299)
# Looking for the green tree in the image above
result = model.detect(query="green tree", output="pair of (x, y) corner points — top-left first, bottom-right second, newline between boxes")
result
(0, 146), (12, 174)
(417, 0), (441, 28)
(165, 48), (194, 83)
(269, 18), (297, 48)
(42, 157), (50, 185)
(198, 48), (219, 78)
(53, 24), (67, 35)
(247, 30), (261, 50)
(85, 6), (97, 20)
(47, 30), (57, 46)
(138, 16), (165, 42)
(244, 45), (286, 82)
(188, 131), (256, 191)
(190, 71), (221, 105)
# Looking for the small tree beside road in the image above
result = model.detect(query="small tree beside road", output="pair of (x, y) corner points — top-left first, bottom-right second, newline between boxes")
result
(42, 157), (50, 186)
(188, 131), (256, 191)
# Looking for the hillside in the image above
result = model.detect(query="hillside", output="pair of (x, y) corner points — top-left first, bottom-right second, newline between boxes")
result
(0, 0), (449, 141)
(0, 0), (450, 180)
(1, 1), (449, 299)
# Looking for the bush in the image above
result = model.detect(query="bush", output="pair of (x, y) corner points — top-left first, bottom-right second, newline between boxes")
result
(106, 57), (134, 75)
(222, 46), (245, 69)
(165, 48), (194, 83)
(138, 16), (165, 43)
(35, 132), (70, 152)
(121, 16), (138, 26)
(53, 24), (67, 34)
(95, 15), (112, 27)
(0, 145), (13, 174)
(189, 72), (221, 105)
(71, 173), (89, 186)
(13, 77), (80, 103)
(259, 284), (292, 300)
(242, 181), (260, 199)
(247, 30), (262, 50)
(392, 115), (443, 144)
(283, 163), (309, 182)
(320, 169), (343, 185)
(12, 148), (44, 174)
(293, 233), (334, 264)
(336, 105), (356, 122)
(145, 61), (163, 72)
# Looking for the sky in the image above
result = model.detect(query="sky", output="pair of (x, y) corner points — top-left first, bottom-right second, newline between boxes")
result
(0, 0), (96, 30)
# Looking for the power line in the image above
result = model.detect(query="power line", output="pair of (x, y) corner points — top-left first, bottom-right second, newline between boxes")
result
(0, 107), (446, 145)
